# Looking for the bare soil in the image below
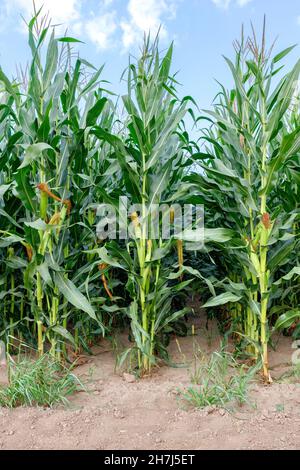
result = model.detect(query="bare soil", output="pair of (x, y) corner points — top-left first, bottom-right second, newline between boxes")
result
(0, 319), (299, 450)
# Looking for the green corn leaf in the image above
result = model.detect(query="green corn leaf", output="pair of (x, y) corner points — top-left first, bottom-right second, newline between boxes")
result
(86, 97), (107, 127)
(275, 310), (300, 330)
(54, 272), (98, 323)
(57, 37), (84, 43)
(50, 326), (76, 346)
(204, 228), (235, 243)
(0, 234), (24, 248)
(274, 267), (300, 285)
(273, 45), (297, 64)
(202, 292), (242, 308)
(19, 143), (54, 169)
(14, 168), (37, 213)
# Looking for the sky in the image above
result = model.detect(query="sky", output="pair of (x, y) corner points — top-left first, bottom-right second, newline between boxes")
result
(0, 0), (299, 109)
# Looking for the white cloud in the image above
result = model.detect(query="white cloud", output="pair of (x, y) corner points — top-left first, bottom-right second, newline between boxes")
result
(0, 0), (179, 51)
(4, 0), (82, 28)
(1, 0), (119, 48)
(85, 12), (117, 50)
(121, 0), (179, 49)
(236, 0), (252, 5)
(211, 0), (253, 9)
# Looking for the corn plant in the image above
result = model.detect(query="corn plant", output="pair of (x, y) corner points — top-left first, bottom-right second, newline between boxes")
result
(188, 25), (300, 380)
(0, 10), (115, 357)
(90, 37), (197, 373)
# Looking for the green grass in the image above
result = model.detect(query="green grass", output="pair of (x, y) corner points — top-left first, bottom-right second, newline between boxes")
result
(278, 363), (300, 383)
(181, 350), (257, 409)
(0, 354), (82, 408)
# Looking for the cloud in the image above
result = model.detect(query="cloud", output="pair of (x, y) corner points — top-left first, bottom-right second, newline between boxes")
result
(0, 0), (179, 51)
(85, 12), (117, 50)
(1, 0), (119, 48)
(211, 0), (253, 9)
(4, 0), (82, 29)
(121, 0), (179, 48)
(236, 0), (253, 5)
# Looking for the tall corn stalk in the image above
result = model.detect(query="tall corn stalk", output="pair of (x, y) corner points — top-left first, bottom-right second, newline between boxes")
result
(188, 24), (300, 380)
(0, 10), (112, 356)
(91, 37), (193, 373)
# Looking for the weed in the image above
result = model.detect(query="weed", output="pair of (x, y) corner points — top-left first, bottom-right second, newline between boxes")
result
(0, 354), (83, 408)
(181, 350), (257, 409)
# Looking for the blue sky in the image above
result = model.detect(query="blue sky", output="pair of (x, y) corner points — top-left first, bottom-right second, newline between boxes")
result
(0, 0), (299, 109)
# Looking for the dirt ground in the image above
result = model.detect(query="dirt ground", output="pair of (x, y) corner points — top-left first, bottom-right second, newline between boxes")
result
(0, 319), (299, 450)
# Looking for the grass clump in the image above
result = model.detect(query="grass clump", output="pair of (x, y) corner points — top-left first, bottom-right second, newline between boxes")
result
(278, 363), (300, 383)
(181, 351), (257, 409)
(0, 354), (82, 408)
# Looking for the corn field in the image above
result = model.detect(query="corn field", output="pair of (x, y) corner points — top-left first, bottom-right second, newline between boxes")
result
(0, 12), (299, 383)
